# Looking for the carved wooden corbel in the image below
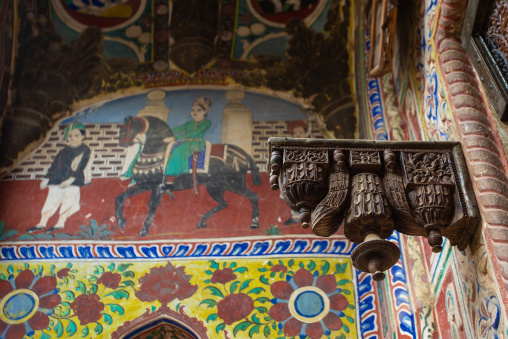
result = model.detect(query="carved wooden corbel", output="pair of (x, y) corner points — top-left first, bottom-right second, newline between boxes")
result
(268, 138), (481, 281)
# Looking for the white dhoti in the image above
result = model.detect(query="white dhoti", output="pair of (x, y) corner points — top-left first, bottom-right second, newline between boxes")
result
(41, 185), (81, 219)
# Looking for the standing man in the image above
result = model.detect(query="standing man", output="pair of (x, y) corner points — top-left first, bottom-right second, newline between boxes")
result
(27, 123), (91, 233)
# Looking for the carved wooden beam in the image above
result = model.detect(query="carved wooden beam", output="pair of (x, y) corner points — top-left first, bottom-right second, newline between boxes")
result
(268, 138), (481, 281)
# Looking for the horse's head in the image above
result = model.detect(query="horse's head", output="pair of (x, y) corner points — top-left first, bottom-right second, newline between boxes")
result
(119, 116), (146, 147)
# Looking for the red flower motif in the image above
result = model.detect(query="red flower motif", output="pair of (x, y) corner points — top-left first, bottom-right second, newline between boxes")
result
(57, 268), (70, 279)
(70, 294), (105, 325)
(211, 268), (236, 284)
(0, 270), (61, 339)
(98, 272), (122, 289)
(135, 263), (197, 304)
(269, 268), (349, 339)
(217, 293), (255, 325)
(270, 265), (287, 273)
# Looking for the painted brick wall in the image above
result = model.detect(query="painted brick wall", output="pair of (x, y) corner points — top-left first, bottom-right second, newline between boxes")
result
(3, 124), (126, 181)
(253, 118), (323, 172)
(4, 119), (323, 180)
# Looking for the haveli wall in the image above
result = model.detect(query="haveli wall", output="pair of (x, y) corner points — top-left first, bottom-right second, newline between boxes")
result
(360, 0), (508, 337)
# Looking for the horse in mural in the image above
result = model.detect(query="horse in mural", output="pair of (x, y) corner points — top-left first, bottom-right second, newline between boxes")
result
(115, 116), (261, 237)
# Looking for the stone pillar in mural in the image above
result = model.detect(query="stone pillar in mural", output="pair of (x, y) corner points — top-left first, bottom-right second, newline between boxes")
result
(137, 90), (169, 121)
(222, 90), (252, 155)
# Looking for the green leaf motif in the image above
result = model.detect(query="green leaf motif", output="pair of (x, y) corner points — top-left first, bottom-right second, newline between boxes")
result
(206, 313), (218, 323)
(64, 291), (75, 301)
(342, 289), (351, 295)
(209, 260), (219, 270)
(247, 287), (264, 295)
(270, 272), (276, 278)
(89, 284), (98, 295)
(307, 261), (316, 272)
(252, 313), (261, 324)
(7, 265), (13, 274)
(233, 267), (247, 274)
(103, 313), (113, 325)
(258, 267), (268, 272)
(335, 263), (347, 274)
(230, 281), (240, 294)
(121, 280), (135, 288)
(199, 299), (217, 308)
(108, 304), (125, 315)
(346, 316), (354, 323)
(94, 322), (103, 335)
(343, 324), (350, 333)
(260, 276), (270, 285)
(205, 286), (224, 298)
(233, 321), (253, 337)
(65, 319), (77, 336)
(94, 266), (105, 275)
(104, 290), (129, 300)
(348, 304), (355, 310)
(41, 331), (51, 339)
(230, 262), (237, 269)
(288, 259), (294, 267)
(264, 324), (271, 337)
(249, 324), (261, 337)
(117, 263), (133, 272)
(322, 261), (330, 275)
(54, 319), (64, 338)
(215, 323), (225, 333)
(239, 279), (253, 292)
(338, 334), (346, 339)
(255, 297), (270, 304)
(205, 270), (213, 275)
(255, 306), (268, 314)
(122, 271), (135, 278)
(88, 275), (98, 282)
(337, 279), (350, 286)
(81, 326), (89, 338)
(107, 263), (115, 272)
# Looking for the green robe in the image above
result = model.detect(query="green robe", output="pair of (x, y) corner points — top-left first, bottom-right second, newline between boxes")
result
(165, 119), (211, 176)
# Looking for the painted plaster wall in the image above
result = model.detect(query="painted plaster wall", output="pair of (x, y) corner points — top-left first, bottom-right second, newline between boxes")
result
(0, 0), (492, 338)
(361, 0), (508, 337)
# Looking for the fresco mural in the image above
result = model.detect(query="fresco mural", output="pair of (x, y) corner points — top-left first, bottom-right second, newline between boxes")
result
(0, 89), (330, 241)
(0, 258), (358, 339)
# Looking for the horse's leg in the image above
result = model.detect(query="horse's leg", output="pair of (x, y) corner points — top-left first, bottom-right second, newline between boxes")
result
(115, 185), (147, 229)
(139, 187), (163, 237)
(198, 184), (228, 228)
(227, 178), (259, 229)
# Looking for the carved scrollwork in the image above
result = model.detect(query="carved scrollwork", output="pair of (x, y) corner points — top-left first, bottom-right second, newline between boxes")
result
(268, 138), (480, 280)
(280, 149), (329, 228)
(402, 152), (454, 186)
(312, 150), (350, 237)
(383, 150), (425, 235)
(284, 149), (329, 163)
(350, 151), (382, 171)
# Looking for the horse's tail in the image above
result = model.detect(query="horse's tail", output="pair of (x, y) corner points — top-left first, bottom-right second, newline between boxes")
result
(228, 144), (262, 186)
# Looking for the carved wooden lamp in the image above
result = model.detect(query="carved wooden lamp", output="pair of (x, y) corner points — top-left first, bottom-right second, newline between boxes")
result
(268, 138), (480, 281)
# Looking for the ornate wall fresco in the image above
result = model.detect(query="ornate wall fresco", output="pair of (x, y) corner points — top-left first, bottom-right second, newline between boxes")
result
(359, 0), (508, 337)
(0, 0), (357, 174)
(0, 258), (359, 339)
(0, 89), (329, 241)
(6, 0), (505, 337)
(0, 82), (418, 337)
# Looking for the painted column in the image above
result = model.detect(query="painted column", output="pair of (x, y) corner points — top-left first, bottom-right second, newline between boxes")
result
(137, 90), (169, 121)
(222, 90), (253, 155)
